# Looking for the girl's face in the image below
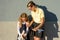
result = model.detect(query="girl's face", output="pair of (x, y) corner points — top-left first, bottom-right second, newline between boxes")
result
(27, 4), (35, 11)
(21, 17), (26, 22)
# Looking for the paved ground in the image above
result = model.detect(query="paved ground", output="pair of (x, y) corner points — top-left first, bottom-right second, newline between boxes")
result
(0, 21), (60, 40)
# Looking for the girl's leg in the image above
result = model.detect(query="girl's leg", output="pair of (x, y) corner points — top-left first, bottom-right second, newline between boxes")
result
(34, 36), (41, 40)
(17, 34), (19, 40)
(33, 31), (44, 40)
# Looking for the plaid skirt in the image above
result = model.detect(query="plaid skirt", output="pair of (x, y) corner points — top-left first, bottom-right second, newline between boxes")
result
(29, 22), (44, 39)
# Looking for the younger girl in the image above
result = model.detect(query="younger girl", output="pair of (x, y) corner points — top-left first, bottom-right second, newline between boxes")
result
(17, 13), (29, 40)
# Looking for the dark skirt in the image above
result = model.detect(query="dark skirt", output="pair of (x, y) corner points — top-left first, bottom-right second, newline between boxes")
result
(29, 22), (44, 40)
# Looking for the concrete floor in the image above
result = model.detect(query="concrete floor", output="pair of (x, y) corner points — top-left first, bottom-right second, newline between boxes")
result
(0, 21), (60, 40)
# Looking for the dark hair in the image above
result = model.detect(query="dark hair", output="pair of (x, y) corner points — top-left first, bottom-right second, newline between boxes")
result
(27, 1), (36, 7)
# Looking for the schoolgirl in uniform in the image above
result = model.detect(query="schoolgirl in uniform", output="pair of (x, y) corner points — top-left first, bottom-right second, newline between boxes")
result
(17, 13), (30, 40)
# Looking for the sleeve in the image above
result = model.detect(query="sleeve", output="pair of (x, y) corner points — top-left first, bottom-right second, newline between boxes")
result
(26, 27), (29, 33)
(17, 21), (21, 35)
(40, 9), (45, 18)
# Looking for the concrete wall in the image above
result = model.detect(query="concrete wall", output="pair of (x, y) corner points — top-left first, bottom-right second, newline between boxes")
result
(0, 0), (60, 40)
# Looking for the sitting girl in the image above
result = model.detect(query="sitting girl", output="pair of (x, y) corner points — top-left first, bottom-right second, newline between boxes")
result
(17, 13), (30, 40)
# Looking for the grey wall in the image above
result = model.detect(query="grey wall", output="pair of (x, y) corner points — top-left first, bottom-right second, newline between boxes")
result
(0, 0), (60, 40)
(0, 0), (60, 21)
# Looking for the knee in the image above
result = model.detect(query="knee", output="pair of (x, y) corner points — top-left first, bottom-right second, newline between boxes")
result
(34, 36), (40, 40)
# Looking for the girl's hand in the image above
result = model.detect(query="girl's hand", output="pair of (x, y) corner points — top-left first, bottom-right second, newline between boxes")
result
(32, 28), (37, 32)
(22, 34), (26, 38)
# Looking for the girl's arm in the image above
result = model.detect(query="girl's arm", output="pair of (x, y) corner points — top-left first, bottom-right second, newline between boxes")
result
(26, 22), (30, 33)
(26, 21), (30, 28)
(17, 21), (21, 36)
(32, 17), (45, 31)
(22, 30), (25, 35)
(29, 19), (34, 27)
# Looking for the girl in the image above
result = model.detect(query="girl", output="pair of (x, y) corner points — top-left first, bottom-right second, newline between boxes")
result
(27, 1), (45, 40)
(17, 13), (30, 40)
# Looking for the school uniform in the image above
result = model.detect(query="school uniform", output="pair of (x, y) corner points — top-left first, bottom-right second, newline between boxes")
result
(17, 22), (29, 40)
(29, 7), (45, 39)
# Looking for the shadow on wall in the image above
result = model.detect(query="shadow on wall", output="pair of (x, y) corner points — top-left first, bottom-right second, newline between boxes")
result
(28, 5), (59, 40)
(37, 5), (59, 40)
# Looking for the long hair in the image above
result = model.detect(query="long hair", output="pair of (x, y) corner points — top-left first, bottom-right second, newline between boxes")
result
(18, 13), (29, 27)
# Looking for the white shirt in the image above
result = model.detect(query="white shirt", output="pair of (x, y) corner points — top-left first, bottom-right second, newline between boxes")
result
(17, 21), (21, 35)
(17, 21), (29, 36)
